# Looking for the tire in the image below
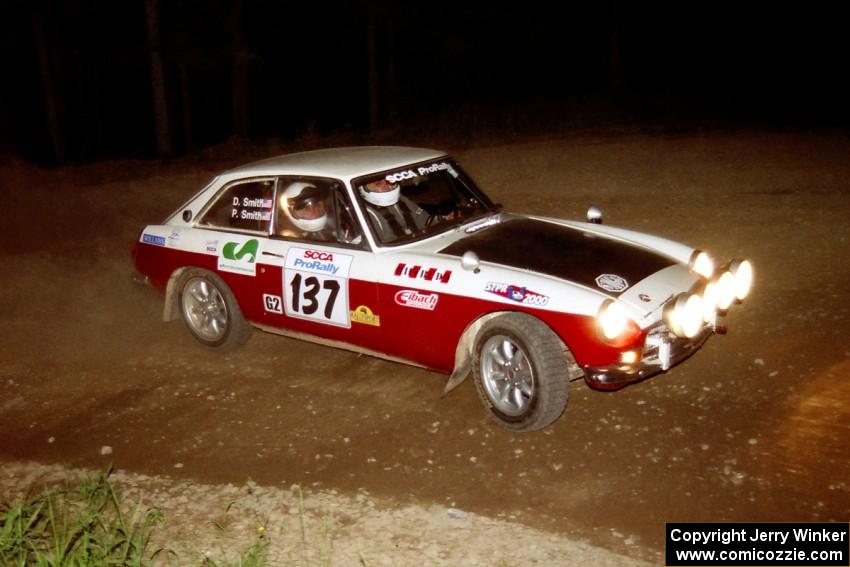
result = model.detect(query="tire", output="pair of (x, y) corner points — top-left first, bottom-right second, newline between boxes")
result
(472, 313), (575, 432)
(177, 268), (252, 351)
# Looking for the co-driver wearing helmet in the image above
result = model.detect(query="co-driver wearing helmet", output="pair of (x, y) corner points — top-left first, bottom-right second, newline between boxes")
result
(359, 179), (427, 242)
(278, 182), (334, 241)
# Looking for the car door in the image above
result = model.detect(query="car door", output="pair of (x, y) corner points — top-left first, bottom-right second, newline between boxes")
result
(191, 176), (278, 325)
(258, 177), (384, 353)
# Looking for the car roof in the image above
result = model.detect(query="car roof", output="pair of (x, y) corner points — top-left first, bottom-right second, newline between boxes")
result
(221, 146), (448, 182)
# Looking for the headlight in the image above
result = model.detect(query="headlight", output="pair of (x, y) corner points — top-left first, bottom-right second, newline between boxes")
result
(597, 301), (641, 347)
(730, 259), (753, 301)
(715, 271), (736, 311)
(665, 293), (705, 339)
(690, 250), (715, 279)
(598, 300), (629, 340)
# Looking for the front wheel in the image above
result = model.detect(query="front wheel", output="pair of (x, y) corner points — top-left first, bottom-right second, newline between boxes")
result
(472, 313), (575, 432)
(178, 269), (252, 350)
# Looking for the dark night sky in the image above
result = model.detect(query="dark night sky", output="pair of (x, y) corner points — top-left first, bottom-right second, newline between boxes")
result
(2, 1), (848, 164)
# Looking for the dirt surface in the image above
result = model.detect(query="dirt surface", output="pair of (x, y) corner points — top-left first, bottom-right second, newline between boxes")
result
(1, 131), (849, 564)
(1, 460), (651, 566)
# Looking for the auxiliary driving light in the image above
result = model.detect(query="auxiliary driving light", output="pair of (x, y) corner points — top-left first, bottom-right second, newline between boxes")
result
(729, 259), (753, 301)
(665, 293), (705, 339)
(714, 271), (736, 311)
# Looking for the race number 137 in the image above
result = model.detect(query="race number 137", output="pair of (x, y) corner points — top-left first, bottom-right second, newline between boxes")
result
(284, 271), (349, 327)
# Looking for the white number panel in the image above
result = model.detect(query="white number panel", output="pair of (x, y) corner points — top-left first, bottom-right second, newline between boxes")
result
(284, 248), (353, 327)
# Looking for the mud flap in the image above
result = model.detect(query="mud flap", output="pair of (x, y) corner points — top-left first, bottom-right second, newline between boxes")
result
(163, 267), (189, 322)
(441, 358), (471, 397)
(441, 312), (503, 398)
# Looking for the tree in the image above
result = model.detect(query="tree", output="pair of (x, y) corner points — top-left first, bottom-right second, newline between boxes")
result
(144, 0), (172, 157)
(367, 12), (379, 133)
(32, 4), (65, 163)
(609, 0), (623, 90)
(230, 0), (249, 139)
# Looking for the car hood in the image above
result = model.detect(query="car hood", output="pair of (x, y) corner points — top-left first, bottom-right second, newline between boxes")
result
(439, 216), (677, 298)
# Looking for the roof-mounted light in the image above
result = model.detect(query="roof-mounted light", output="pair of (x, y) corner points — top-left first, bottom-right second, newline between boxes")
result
(690, 250), (715, 279)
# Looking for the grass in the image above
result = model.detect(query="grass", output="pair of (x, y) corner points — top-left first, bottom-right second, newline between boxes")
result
(0, 470), (345, 567)
(0, 467), (164, 566)
(201, 536), (269, 567)
(210, 485), (337, 567)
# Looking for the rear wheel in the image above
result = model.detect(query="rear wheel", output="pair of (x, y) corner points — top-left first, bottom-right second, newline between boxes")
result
(178, 269), (251, 350)
(472, 313), (575, 432)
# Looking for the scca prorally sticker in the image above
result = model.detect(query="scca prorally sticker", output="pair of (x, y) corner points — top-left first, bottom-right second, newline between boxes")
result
(350, 305), (380, 326)
(284, 248), (353, 328)
(416, 162), (453, 176)
(142, 233), (166, 247)
(485, 282), (549, 307)
(595, 274), (629, 293)
(263, 294), (283, 314)
(290, 249), (350, 276)
(218, 237), (260, 276)
(384, 162), (455, 184)
(394, 289), (439, 311)
(394, 263), (452, 284)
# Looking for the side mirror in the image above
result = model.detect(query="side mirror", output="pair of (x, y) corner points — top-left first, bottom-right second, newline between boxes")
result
(461, 251), (481, 273)
(587, 206), (603, 224)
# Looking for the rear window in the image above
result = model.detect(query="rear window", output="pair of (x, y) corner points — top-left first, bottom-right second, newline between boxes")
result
(198, 179), (275, 233)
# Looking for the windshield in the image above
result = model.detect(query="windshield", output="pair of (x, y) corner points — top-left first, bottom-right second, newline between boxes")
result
(353, 158), (496, 245)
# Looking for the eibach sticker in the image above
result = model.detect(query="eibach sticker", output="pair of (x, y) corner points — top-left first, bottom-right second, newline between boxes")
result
(394, 289), (439, 311)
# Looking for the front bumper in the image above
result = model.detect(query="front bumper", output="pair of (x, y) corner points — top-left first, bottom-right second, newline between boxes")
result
(583, 323), (713, 390)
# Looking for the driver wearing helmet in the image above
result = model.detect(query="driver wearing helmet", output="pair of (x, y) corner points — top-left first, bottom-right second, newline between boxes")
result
(278, 181), (334, 241)
(359, 178), (427, 242)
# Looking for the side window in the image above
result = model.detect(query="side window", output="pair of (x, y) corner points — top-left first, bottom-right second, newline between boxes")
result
(198, 179), (275, 233)
(275, 177), (367, 249)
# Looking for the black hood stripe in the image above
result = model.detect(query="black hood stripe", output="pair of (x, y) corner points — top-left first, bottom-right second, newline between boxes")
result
(440, 218), (676, 296)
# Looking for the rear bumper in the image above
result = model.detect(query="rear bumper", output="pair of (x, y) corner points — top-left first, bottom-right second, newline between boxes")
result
(583, 324), (713, 390)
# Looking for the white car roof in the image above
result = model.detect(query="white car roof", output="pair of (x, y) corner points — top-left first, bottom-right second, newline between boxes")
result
(221, 146), (447, 182)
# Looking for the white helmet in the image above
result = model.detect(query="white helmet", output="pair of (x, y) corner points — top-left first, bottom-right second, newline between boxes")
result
(360, 179), (400, 207)
(281, 182), (328, 232)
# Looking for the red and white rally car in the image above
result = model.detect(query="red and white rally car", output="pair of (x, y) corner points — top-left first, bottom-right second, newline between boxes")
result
(132, 146), (753, 431)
